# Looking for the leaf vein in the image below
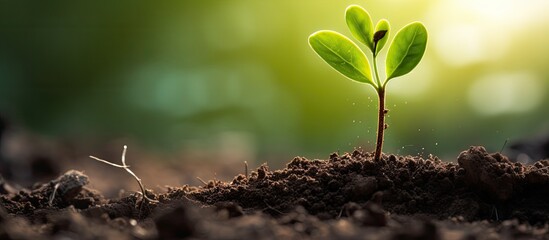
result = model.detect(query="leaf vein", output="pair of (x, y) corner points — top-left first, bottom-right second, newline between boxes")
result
(316, 37), (368, 81)
(391, 27), (420, 77)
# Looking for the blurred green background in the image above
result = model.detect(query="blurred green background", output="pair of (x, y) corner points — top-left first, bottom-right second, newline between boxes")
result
(1, 0), (548, 162)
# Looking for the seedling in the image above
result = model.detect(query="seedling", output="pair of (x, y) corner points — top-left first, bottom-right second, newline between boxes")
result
(309, 5), (428, 161)
(90, 145), (159, 203)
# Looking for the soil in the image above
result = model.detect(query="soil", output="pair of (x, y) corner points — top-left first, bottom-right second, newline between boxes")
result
(2, 145), (549, 239)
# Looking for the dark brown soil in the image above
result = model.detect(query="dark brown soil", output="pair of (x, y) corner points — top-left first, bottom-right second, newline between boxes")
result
(2, 146), (549, 239)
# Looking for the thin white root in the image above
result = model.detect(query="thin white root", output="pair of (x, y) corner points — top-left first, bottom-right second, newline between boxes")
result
(244, 161), (248, 179)
(48, 183), (60, 207)
(196, 177), (208, 185)
(90, 145), (159, 203)
(89, 156), (128, 168)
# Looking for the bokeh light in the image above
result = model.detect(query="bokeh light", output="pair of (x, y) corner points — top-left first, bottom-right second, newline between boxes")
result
(1, 0), (548, 163)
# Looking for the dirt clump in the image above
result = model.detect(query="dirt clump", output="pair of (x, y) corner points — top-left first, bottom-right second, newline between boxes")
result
(458, 146), (524, 201)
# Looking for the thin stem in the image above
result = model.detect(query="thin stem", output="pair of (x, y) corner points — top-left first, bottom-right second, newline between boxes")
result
(121, 145), (128, 166)
(372, 47), (386, 161)
(372, 55), (382, 88)
(244, 161), (249, 179)
(48, 183), (60, 207)
(90, 146), (158, 203)
(374, 87), (386, 161)
(89, 156), (128, 168)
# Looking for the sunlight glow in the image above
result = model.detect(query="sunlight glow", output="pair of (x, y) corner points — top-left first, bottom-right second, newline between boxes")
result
(428, 0), (549, 67)
(388, 60), (434, 97)
(468, 72), (544, 116)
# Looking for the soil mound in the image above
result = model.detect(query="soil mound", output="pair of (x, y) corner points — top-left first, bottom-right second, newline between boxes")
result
(184, 146), (549, 223)
(1, 146), (549, 239)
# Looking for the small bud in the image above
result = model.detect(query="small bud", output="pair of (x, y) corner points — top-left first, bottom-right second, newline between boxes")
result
(373, 30), (388, 43)
(384, 123), (389, 129)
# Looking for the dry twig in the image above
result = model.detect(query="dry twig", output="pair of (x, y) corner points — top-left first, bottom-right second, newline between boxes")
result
(90, 145), (158, 203)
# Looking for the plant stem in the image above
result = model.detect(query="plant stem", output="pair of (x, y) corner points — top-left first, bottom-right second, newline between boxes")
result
(375, 87), (386, 161)
(372, 55), (382, 88)
(372, 53), (386, 161)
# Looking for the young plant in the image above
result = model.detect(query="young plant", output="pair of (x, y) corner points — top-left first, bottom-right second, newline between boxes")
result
(308, 5), (428, 161)
(90, 145), (158, 203)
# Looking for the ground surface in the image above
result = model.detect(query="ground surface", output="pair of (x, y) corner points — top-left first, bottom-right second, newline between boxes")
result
(2, 144), (549, 240)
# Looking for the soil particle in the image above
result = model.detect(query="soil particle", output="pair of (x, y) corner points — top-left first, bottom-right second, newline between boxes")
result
(391, 220), (439, 240)
(343, 174), (377, 201)
(214, 201), (245, 218)
(343, 201), (387, 227)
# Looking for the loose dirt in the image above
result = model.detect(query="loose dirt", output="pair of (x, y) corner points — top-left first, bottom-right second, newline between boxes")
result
(2, 146), (549, 239)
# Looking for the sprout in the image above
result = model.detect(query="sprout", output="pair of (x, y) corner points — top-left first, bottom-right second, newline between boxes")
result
(90, 145), (158, 203)
(309, 5), (428, 161)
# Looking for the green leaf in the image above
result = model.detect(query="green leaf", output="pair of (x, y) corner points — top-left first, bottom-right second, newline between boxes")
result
(345, 5), (374, 52)
(309, 30), (374, 86)
(385, 22), (428, 81)
(373, 19), (390, 56)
